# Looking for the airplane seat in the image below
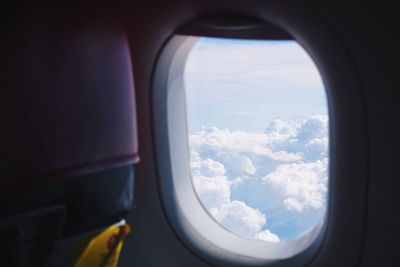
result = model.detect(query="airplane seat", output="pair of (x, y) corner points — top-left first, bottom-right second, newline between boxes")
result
(0, 17), (138, 267)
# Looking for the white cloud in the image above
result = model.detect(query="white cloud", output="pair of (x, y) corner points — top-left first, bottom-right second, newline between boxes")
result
(198, 158), (226, 177)
(191, 153), (279, 241)
(189, 115), (329, 241)
(265, 118), (297, 135)
(263, 159), (328, 212)
(193, 175), (231, 209)
(210, 201), (267, 239)
(256, 229), (281, 243)
(297, 115), (328, 141)
(192, 165), (278, 241)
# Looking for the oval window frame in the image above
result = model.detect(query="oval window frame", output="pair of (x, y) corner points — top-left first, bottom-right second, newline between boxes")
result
(155, 34), (326, 261)
(152, 11), (367, 267)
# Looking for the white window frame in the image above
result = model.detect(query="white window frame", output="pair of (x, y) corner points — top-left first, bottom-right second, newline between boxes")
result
(152, 35), (327, 265)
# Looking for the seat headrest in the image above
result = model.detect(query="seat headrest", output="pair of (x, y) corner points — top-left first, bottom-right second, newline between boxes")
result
(1, 19), (139, 190)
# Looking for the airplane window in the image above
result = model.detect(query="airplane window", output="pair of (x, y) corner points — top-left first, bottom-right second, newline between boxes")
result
(184, 37), (329, 244)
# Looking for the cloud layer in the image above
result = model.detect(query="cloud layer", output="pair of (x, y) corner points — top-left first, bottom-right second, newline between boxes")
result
(189, 115), (329, 242)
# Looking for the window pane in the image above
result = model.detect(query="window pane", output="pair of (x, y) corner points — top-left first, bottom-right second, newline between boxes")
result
(184, 37), (328, 243)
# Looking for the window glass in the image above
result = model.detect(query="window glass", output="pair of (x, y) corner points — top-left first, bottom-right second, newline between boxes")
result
(184, 37), (328, 243)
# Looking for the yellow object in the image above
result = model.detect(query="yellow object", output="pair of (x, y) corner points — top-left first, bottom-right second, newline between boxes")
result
(74, 220), (131, 267)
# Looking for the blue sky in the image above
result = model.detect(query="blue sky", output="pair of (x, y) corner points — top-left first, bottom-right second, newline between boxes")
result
(184, 37), (329, 243)
(184, 38), (327, 133)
